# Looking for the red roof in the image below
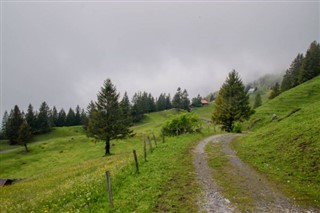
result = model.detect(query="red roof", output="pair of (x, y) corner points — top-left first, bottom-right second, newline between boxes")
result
(201, 99), (208, 104)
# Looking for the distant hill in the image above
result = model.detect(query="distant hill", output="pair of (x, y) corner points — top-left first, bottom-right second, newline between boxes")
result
(235, 76), (320, 208)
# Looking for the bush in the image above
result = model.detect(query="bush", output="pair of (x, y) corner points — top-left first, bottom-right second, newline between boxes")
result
(162, 113), (202, 136)
(232, 121), (242, 133)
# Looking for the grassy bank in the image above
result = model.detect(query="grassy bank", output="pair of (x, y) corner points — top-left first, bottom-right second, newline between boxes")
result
(233, 77), (320, 208)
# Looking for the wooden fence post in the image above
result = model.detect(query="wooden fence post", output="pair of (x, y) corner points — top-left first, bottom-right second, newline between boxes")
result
(143, 136), (147, 162)
(152, 132), (157, 146)
(133, 149), (139, 173)
(147, 136), (153, 153)
(105, 171), (113, 208)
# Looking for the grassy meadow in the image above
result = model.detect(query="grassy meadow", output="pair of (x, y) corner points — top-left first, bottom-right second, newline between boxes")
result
(0, 106), (214, 212)
(233, 76), (320, 208)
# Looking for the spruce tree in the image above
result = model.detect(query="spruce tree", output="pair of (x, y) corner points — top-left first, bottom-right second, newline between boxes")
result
(25, 104), (37, 133)
(253, 94), (262, 109)
(87, 79), (132, 155)
(7, 105), (24, 144)
(37, 102), (51, 133)
(299, 41), (320, 83)
(74, 105), (82, 125)
(181, 89), (190, 111)
(281, 54), (304, 92)
(66, 108), (76, 126)
(172, 87), (182, 109)
(1, 111), (9, 139)
(269, 82), (281, 99)
(18, 121), (32, 152)
(165, 94), (172, 109)
(156, 93), (166, 111)
(57, 109), (66, 127)
(120, 92), (133, 126)
(212, 70), (253, 132)
(51, 106), (59, 127)
(192, 94), (202, 107)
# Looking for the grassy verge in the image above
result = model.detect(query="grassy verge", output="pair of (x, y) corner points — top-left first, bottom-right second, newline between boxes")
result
(232, 102), (320, 208)
(205, 141), (255, 212)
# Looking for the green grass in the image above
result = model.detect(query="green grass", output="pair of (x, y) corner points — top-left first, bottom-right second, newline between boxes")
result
(233, 76), (320, 208)
(245, 76), (320, 131)
(0, 107), (214, 212)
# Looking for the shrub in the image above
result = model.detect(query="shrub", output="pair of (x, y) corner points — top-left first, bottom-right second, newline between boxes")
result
(162, 113), (202, 136)
(232, 121), (242, 133)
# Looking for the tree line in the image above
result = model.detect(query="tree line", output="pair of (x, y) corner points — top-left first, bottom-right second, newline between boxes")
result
(270, 41), (320, 99)
(0, 102), (87, 146)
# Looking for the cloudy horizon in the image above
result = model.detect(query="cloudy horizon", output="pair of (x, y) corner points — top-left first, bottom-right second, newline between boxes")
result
(1, 1), (319, 115)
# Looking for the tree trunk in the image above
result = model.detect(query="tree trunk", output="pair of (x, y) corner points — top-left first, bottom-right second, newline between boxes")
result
(105, 137), (110, 155)
(24, 143), (29, 152)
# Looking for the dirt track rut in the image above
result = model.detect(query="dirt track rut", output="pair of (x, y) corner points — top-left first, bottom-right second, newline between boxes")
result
(193, 134), (318, 213)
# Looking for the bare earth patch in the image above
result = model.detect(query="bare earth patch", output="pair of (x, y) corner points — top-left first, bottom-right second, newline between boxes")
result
(193, 134), (318, 213)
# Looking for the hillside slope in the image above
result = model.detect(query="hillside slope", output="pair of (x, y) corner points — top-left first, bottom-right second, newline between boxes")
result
(234, 76), (320, 208)
(245, 76), (320, 131)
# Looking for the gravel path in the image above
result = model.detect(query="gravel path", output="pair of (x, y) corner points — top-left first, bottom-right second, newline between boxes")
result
(193, 134), (318, 213)
(193, 135), (234, 213)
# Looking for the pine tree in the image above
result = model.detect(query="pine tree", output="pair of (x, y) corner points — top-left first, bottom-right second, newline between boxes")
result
(281, 54), (304, 92)
(6, 105), (24, 145)
(131, 92), (144, 122)
(172, 87), (182, 109)
(86, 79), (132, 155)
(148, 93), (156, 112)
(0, 111), (9, 139)
(51, 106), (59, 127)
(18, 121), (32, 152)
(181, 89), (190, 111)
(253, 94), (262, 109)
(299, 41), (320, 83)
(66, 108), (76, 126)
(74, 105), (81, 125)
(212, 70), (253, 132)
(57, 109), (66, 127)
(192, 94), (202, 107)
(37, 102), (51, 133)
(269, 82), (281, 99)
(120, 92), (133, 126)
(25, 104), (37, 133)
(165, 94), (172, 109)
(156, 93), (166, 111)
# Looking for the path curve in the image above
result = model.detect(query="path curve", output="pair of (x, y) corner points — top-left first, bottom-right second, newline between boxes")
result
(193, 134), (318, 213)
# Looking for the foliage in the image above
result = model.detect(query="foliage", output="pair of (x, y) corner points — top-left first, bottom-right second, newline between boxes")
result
(269, 82), (281, 99)
(212, 70), (253, 132)
(232, 121), (242, 133)
(156, 93), (172, 111)
(86, 79), (132, 155)
(253, 93), (262, 109)
(172, 87), (190, 111)
(281, 41), (320, 93)
(36, 102), (52, 134)
(192, 94), (202, 107)
(6, 105), (24, 145)
(162, 113), (201, 136)
(299, 41), (320, 84)
(18, 121), (32, 152)
(281, 53), (304, 92)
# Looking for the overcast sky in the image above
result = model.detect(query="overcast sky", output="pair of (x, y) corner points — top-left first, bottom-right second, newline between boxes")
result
(1, 1), (319, 115)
